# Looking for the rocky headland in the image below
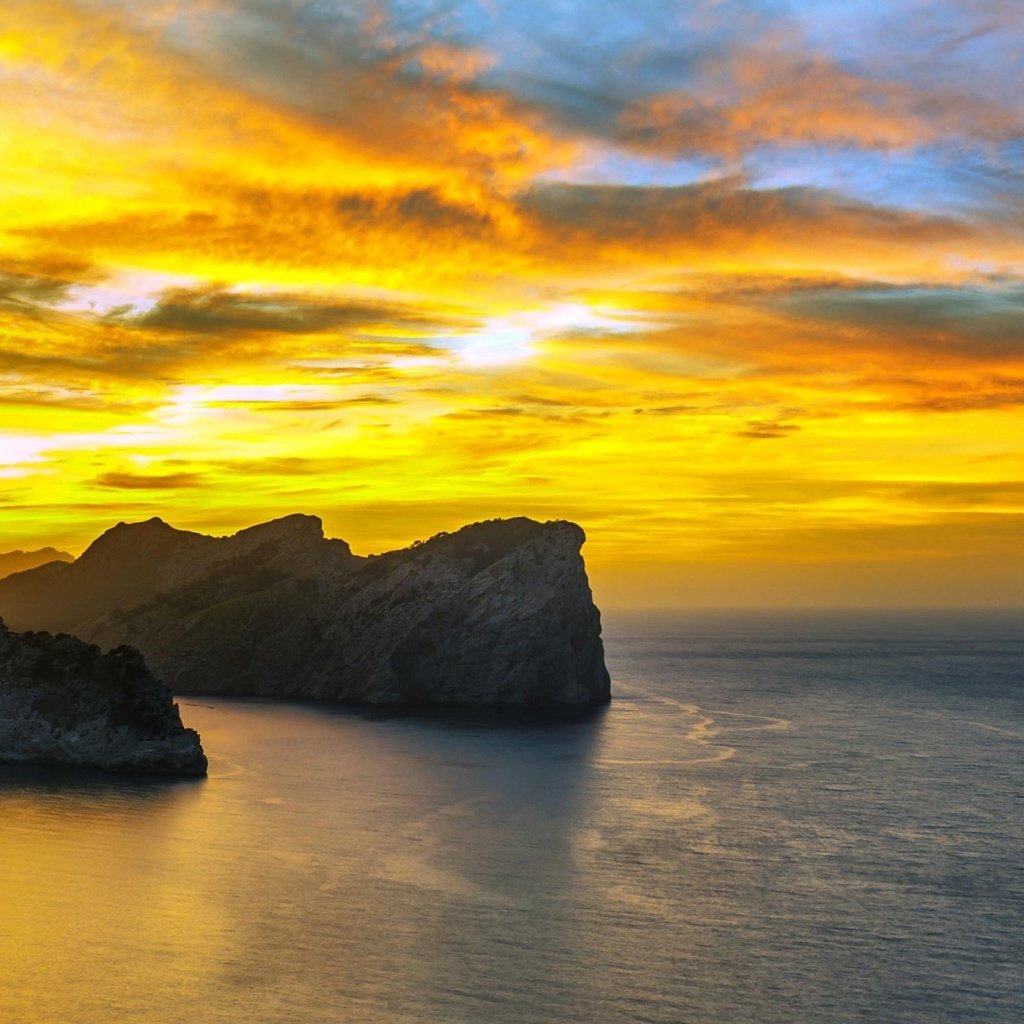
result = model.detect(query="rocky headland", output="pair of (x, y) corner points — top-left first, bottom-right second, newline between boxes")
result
(0, 515), (611, 707)
(0, 620), (207, 775)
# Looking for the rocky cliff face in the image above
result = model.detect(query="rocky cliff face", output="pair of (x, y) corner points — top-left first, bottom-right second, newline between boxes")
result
(0, 515), (610, 707)
(0, 620), (207, 775)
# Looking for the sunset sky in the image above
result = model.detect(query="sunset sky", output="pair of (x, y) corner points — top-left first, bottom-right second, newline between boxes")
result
(1, 0), (1022, 606)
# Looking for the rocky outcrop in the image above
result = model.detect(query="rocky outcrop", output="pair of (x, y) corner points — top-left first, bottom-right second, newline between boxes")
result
(0, 515), (610, 707)
(0, 547), (73, 580)
(0, 620), (207, 775)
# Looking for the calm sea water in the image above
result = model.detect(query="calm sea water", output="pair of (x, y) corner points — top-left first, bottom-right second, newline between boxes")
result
(1, 610), (1022, 1024)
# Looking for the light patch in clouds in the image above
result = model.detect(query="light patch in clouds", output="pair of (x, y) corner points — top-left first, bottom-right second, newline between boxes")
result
(0, 435), (48, 468)
(440, 303), (656, 366)
(155, 388), (229, 428)
(538, 144), (716, 189)
(0, 0), (1021, 605)
(53, 270), (201, 319)
(169, 384), (345, 407)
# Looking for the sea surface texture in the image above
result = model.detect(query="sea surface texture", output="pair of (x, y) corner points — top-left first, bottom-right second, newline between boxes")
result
(2, 610), (1021, 1023)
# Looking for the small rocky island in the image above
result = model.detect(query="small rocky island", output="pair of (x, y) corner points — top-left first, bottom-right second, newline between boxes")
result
(0, 515), (611, 707)
(0, 620), (207, 775)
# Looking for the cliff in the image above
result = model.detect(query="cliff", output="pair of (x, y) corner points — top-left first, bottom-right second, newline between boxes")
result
(0, 515), (610, 707)
(0, 620), (207, 775)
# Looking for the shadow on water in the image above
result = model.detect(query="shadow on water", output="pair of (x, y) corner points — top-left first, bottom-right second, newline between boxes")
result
(312, 702), (616, 1015)
(0, 761), (206, 802)
(330, 699), (611, 737)
(180, 693), (610, 728)
(167, 695), (616, 1020)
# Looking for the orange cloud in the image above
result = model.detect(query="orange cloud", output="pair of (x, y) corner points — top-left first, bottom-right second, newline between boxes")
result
(1, 1), (1022, 607)
(616, 45), (1023, 157)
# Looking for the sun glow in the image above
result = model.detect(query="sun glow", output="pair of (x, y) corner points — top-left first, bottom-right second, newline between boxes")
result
(0, 0), (1021, 606)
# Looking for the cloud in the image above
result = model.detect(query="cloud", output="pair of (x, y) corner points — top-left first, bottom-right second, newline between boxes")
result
(522, 178), (978, 261)
(22, 179), (533, 293)
(567, 273), (1024, 377)
(8, 2), (1018, 300)
(122, 0), (568, 183)
(893, 479), (1024, 506)
(615, 49), (1023, 158)
(737, 419), (801, 440)
(0, 271), (74, 314)
(511, 177), (1024, 307)
(770, 282), (1024, 359)
(878, 374), (1024, 413)
(464, 3), (1023, 165)
(1, 0), (1022, 608)
(333, 188), (503, 240)
(135, 283), (464, 337)
(633, 404), (699, 416)
(0, 256), (102, 319)
(95, 471), (206, 490)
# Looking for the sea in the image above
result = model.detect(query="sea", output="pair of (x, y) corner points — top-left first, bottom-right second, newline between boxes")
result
(1, 609), (1022, 1024)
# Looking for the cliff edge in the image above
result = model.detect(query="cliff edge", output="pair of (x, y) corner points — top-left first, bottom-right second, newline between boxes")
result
(0, 515), (611, 707)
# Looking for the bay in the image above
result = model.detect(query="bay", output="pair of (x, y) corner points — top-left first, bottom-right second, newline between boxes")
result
(2, 610), (1021, 1023)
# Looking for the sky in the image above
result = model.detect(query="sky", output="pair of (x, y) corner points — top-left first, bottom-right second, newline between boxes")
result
(0, 0), (1022, 607)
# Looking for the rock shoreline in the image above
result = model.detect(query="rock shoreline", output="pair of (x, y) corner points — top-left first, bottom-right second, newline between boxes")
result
(0, 620), (207, 776)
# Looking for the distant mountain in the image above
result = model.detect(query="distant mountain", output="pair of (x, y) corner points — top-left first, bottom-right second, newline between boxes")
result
(0, 515), (611, 707)
(0, 619), (206, 775)
(0, 547), (73, 580)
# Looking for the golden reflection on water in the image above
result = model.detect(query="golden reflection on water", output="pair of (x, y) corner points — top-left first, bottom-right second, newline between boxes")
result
(0, 688), (765, 1024)
(0, 701), (620, 1023)
(4, 615), (1018, 1024)
(0, 778), (231, 1022)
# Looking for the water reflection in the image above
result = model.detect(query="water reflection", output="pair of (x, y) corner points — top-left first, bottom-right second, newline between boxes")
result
(0, 766), (214, 1024)
(2, 700), (618, 1024)
(3, 613), (1022, 1024)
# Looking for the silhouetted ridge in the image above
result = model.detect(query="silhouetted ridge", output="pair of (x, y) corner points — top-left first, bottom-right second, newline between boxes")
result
(0, 514), (610, 707)
(77, 516), (209, 566)
(233, 513), (325, 543)
(0, 547), (74, 580)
